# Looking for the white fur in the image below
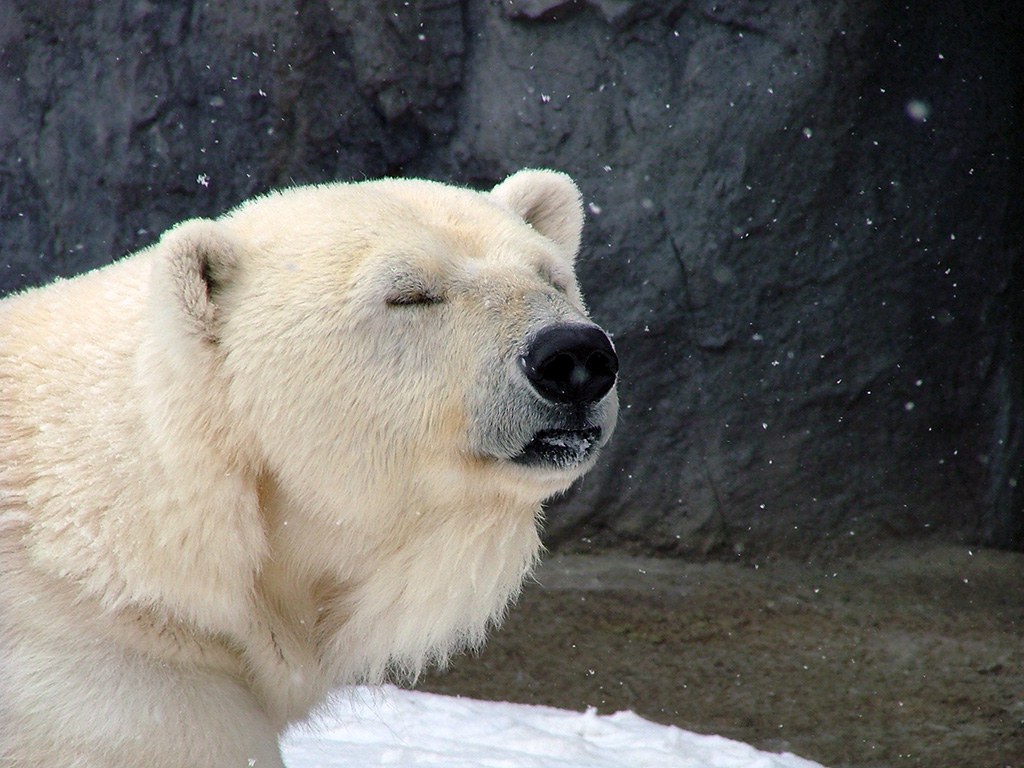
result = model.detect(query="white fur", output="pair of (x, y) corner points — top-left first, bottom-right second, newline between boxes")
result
(0, 171), (616, 766)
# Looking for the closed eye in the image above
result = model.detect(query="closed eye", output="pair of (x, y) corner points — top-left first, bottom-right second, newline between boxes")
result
(526, 250), (574, 295)
(384, 272), (445, 306)
(537, 263), (571, 295)
(385, 290), (444, 307)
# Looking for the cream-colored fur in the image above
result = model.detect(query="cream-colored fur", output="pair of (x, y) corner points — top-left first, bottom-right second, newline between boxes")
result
(0, 170), (617, 767)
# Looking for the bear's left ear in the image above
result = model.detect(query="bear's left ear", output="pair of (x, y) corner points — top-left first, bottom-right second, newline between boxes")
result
(490, 169), (584, 260)
(151, 218), (242, 344)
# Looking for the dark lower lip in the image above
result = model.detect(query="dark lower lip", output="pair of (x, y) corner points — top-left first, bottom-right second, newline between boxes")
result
(512, 427), (602, 469)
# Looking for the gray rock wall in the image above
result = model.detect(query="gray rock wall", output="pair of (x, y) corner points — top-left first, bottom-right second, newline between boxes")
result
(2, 0), (1021, 554)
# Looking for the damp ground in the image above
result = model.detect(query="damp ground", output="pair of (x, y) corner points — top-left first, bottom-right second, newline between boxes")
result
(419, 542), (1024, 768)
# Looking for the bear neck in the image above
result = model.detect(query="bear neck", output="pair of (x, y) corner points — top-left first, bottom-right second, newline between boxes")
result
(242, 475), (543, 726)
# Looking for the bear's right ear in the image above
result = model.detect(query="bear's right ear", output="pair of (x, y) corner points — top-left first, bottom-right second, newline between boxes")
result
(151, 218), (242, 344)
(490, 169), (585, 261)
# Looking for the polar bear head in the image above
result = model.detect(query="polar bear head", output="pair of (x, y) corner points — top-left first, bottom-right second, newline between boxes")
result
(152, 170), (618, 519)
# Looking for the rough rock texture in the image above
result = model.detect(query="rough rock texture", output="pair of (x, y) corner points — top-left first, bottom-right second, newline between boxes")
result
(1, 0), (1021, 554)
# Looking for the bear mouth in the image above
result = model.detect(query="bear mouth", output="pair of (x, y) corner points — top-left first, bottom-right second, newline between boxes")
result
(513, 427), (602, 469)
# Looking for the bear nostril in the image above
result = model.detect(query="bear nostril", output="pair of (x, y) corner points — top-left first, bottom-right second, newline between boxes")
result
(519, 324), (618, 405)
(539, 353), (576, 385)
(586, 349), (616, 379)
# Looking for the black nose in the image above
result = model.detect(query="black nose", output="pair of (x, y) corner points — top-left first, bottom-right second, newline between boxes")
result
(519, 324), (618, 405)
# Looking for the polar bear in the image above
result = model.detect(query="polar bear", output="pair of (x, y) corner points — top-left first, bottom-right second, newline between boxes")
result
(0, 170), (618, 767)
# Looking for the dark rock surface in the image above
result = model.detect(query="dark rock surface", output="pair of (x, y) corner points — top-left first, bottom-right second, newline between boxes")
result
(1, 0), (1021, 554)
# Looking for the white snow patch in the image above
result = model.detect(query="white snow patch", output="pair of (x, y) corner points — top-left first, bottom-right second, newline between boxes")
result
(282, 686), (826, 768)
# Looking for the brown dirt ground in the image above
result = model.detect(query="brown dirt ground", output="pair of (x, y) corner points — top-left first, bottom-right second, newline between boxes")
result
(417, 542), (1024, 768)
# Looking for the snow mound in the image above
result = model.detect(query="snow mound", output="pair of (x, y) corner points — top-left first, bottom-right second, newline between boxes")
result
(282, 686), (825, 768)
